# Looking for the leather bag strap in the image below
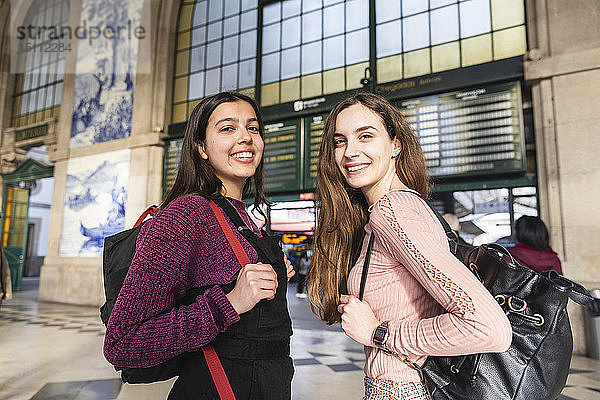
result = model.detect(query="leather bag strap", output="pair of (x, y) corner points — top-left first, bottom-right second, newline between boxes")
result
(358, 233), (375, 301)
(357, 230), (432, 398)
(541, 270), (594, 305)
(568, 281), (594, 305)
(357, 191), (448, 300)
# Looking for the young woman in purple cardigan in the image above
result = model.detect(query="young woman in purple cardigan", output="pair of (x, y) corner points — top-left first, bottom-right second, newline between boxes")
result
(104, 92), (295, 399)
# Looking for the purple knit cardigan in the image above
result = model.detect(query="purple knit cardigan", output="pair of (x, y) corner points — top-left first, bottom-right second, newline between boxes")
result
(103, 195), (260, 368)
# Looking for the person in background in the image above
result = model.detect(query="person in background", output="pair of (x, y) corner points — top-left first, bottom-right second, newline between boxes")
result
(287, 251), (297, 275)
(508, 216), (562, 274)
(308, 92), (511, 400)
(0, 245), (11, 307)
(442, 213), (469, 246)
(0, 213), (11, 307)
(296, 251), (309, 299)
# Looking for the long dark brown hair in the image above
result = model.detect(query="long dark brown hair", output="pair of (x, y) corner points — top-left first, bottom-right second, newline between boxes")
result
(161, 92), (269, 215)
(308, 92), (430, 324)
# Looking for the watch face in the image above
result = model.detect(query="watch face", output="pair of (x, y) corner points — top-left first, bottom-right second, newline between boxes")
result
(374, 325), (387, 346)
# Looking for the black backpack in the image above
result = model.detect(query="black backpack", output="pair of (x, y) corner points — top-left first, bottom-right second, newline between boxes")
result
(99, 201), (243, 390)
(99, 205), (183, 383)
(360, 190), (593, 400)
(100, 205), (157, 326)
(100, 205), (212, 383)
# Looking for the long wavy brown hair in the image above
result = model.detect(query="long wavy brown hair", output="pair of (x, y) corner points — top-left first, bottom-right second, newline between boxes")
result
(308, 92), (430, 324)
(161, 92), (269, 216)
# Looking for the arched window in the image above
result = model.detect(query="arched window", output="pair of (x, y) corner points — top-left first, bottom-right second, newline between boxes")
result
(172, 0), (259, 124)
(12, 0), (69, 127)
(260, 0), (370, 106)
(375, 0), (527, 84)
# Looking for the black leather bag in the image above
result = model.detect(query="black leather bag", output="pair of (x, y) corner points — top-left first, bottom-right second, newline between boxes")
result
(360, 191), (593, 400)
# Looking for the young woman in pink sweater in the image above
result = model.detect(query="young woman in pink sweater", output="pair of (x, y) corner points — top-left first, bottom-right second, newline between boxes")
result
(308, 93), (511, 399)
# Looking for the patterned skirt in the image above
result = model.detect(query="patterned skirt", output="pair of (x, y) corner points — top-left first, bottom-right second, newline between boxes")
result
(363, 377), (429, 400)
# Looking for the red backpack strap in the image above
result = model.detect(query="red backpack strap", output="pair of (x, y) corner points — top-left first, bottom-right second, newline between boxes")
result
(208, 200), (251, 266)
(133, 205), (159, 228)
(202, 346), (236, 400)
(190, 199), (251, 400)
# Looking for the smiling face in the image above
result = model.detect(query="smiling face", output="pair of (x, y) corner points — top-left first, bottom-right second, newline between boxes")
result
(333, 103), (401, 203)
(199, 100), (264, 199)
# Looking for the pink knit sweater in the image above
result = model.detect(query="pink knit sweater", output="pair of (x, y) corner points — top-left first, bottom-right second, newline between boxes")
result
(347, 190), (512, 383)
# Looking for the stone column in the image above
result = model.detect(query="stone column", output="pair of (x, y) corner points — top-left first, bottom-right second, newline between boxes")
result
(38, 0), (178, 306)
(525, 0), (600, 355)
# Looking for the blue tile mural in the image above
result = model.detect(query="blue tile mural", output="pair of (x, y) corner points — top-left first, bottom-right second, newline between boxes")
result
(60, 150), (130, 257)
(70, 0), (144, 147)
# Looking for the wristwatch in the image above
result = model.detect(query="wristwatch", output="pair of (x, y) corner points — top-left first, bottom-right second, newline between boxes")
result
(372, 321), (389, 348)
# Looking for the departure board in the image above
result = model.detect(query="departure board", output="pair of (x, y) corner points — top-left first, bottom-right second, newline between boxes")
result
(397, 81), (525, 178)
(263, 119), (301, 192)
(163, 137), (183, 194)
(304, 114), (327, 189)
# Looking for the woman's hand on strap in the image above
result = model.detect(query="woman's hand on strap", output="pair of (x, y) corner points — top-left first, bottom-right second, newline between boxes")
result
(226, 262), (278, 315)
(284, 255), (295, 281)
(338, 295), (381, 346)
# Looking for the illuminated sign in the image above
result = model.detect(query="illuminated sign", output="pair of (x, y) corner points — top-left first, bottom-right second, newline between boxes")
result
(282, 233), (311, 244)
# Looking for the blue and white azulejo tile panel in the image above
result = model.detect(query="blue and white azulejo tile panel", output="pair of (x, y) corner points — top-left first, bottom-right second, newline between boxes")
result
(60, 149), (130, 257)
(70, 0), (144, 148)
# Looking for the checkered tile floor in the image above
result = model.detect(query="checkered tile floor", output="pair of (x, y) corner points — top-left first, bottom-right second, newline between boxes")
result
(294, 350), (363, 372)
(0, 305), (106, 335)
(1, 278), (600, 399)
